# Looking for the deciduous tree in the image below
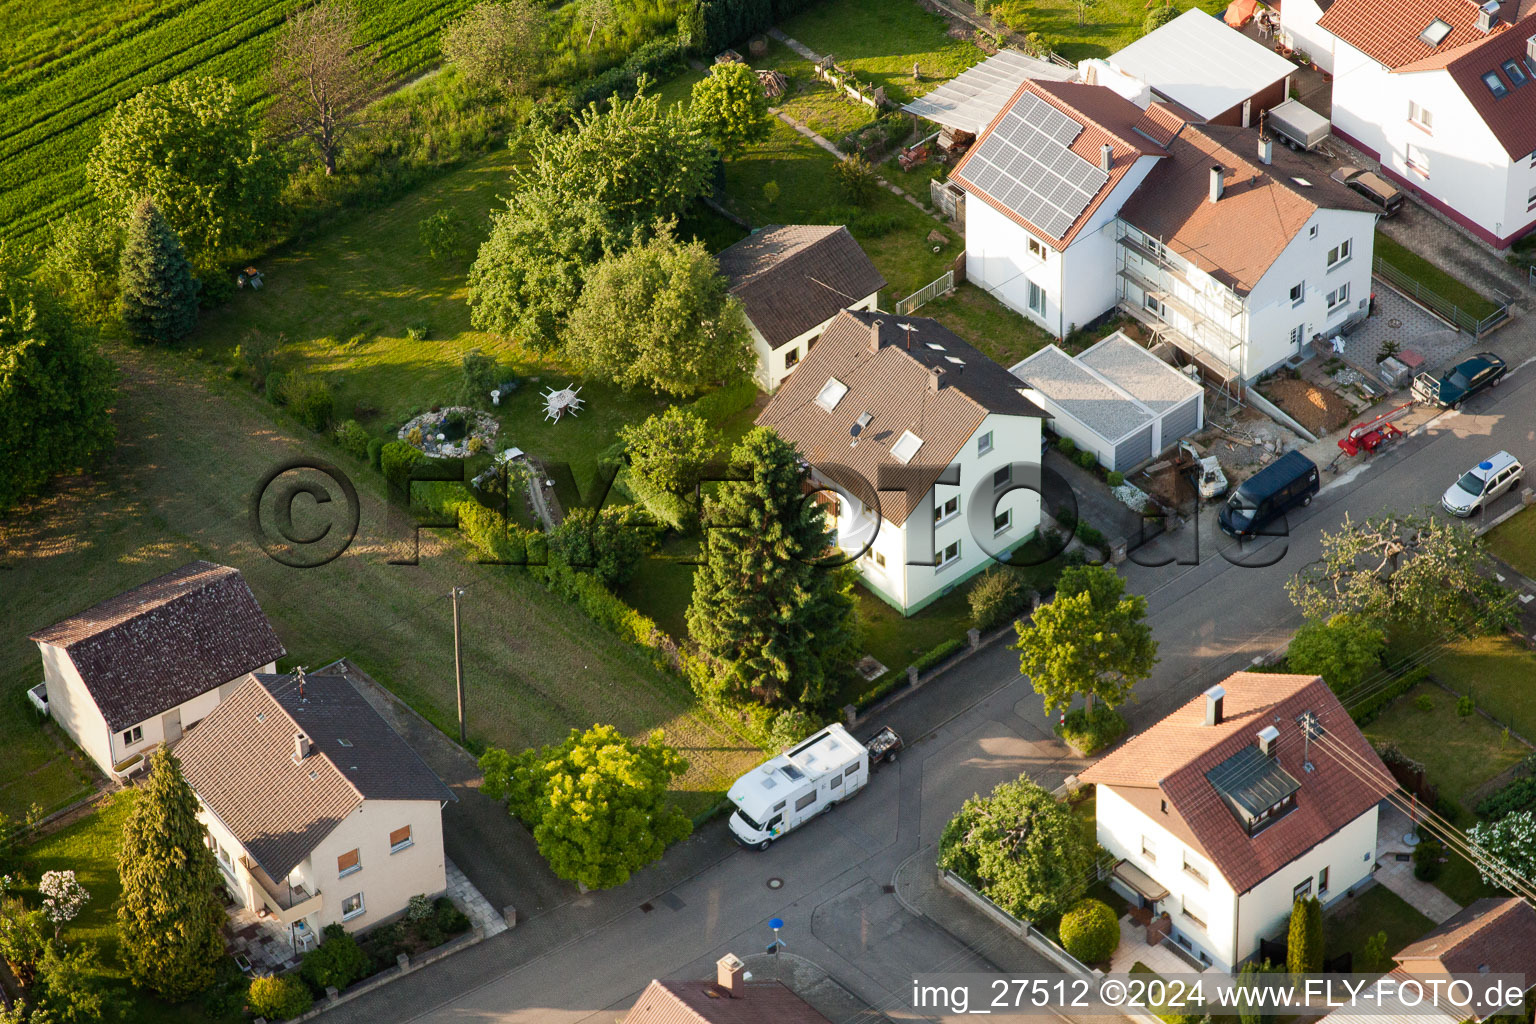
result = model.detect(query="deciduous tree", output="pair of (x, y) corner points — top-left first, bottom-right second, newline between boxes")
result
(1285, 614), (1385, 695)
(88, 77), (276, 270)
(32, 941), (127, 1024)
(38, 871), (89, 941)
(618, 406), (718, 531)
(1012, 564), (1157, 714)
(118, 198), (199, 344)
(0, 265), (116, 513)
(41, 212), (123, 312)
(550, 506), (653, 588)
(479, 725), (691, 889)
(441, 0), (546, 95)
(268, 0), (381, 175)
(1286, 512), (1516, 640)
(937, 777), (1094, 921)
(117, 748), (225, 1001)
(686, 427), (861, 709)
(690, 61), (771, 159)
(1468, 810), (1536, 884)
(565, 223), (753, 396)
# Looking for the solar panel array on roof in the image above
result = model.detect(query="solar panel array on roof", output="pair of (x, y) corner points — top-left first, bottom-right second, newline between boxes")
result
(962, 92), (1109, 238)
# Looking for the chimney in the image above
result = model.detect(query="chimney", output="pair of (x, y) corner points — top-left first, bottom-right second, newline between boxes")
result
(1476, 1), (1499, 32)
(928, 365), (945, 392)
(867, 318), (883, 353)
(1257, 724), (1280, 757)
(1204, 685), (1226, 726)
(716, 954), (746, 998)
(294, 732), (311, 761)
(1527, 33), (1536, 63)
(1100, 143), (1113, 172)
(1208, 165), (1224, 204)
(1258, 136), (1272, 165)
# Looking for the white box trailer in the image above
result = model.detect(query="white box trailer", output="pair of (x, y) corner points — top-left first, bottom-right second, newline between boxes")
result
(727, 723), (869, 850)
(1265, 98), (1330, 152)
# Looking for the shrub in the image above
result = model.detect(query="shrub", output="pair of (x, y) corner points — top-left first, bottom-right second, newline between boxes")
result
(1287, 896), (1323, 973)
(406, 894), (434, 923)
(1456, 695), (1475, 718)
(909, 637), (966, 675)
(832, 154), (879, 205)
(285, 376), (335, 432)
(1075, 448), (1096, 469)
(458, 348), (501, 407)
(550, 505), (652, 588)
(301, 923), (370, 992)
(458, 501), (536, 563)
(762, 180), (780, 204)
(969, 567), (1029, 632)
(419, 209), (473, 261)
(1059, 898), (1119, 963)
(1056, 705), (1125, 755)
(1348, 667), (1425, 726)
(265, 370), (289, 405)
(248, 975), (312, 1020)
(366, 437), (385, 469)
(1055, 436), (1076, 454)
(405, 324), (431, 342)
(381, 440), (426, 488)
(1415, 694), (1435, 712)
(1074, 520), (1106, 550)
(687, 378), (758, 423)
(334, 420), (371, 461)
(1106, 471), (1124, 487)
(1142, 3), (1177, 34)
(1413, 838), (1443, 881)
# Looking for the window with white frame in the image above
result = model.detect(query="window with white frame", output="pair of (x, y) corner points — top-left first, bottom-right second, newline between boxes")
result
(993, 509), (1012, 534)
(1308, 224), (1318, 239)
(1182, 896), (1208, 928)
(1408, 100), (1433, 130)
(935, 540), (961, 569)
(1028, 236), (1046, 260)
(1326, 239), (1352, 269)
(977, 431), (993, 455)
(1406, 143), (1430, 175)
(1141, 835), (1156, 863)
(1289, 324), (1305, 347)
(934, 495), (959, 523)
(338, 848), (361, 877)
(1183, 852), (1208, 885)
(389, 825), (413, 853)
(1027, 280), (1045, 315)
(1293, 878), (1313, 901)
(341, 893), (365, 921)
(867, 550), (886, 569)
(122, 725), (143, 747)
(1528, 185), (1536, 212)
(1289, 282), (1304, 305)
(1327, 283), (1350, 312)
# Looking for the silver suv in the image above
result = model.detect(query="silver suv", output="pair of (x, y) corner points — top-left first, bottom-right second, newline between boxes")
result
(1441, 451), (1523, 516)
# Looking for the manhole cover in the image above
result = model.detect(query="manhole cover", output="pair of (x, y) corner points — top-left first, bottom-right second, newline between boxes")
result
(1388, 318), (1403, 328)
(767, 877), (784, 889)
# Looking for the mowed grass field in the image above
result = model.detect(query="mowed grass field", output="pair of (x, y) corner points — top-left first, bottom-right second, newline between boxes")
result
(0, 0), (479, 245)
(0, 339), (763, 817)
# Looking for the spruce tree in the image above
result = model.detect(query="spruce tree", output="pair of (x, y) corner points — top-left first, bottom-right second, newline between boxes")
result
(686, 426), (860, 709)
(118, 198), (199, 344)
(117, 746), (225, 1001)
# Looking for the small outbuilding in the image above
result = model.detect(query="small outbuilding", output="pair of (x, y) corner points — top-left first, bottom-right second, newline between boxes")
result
(900, 49), (1077, 134)
(1010, 332), (1203, 472)
(1099, 9), (1295, 126)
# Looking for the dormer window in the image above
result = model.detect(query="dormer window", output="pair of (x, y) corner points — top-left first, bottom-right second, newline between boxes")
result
(1483, 70), (1509, 98)
(815, 377), (848, 412)
(1420, 18), (1452, 46)
(891, 431), (923, 464)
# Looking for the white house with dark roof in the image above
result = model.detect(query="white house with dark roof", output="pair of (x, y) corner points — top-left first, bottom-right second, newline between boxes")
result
(28, 561), (284, 779)
(717, 225), (886, 390)
(176, 670), (454, 951)
(1310, 0), (1536, 247)
(756, 309), (1045, 615)
(1082, 672), (1389, 970)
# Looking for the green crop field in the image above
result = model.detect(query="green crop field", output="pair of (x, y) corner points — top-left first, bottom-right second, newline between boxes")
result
(0, 0), (479, 247)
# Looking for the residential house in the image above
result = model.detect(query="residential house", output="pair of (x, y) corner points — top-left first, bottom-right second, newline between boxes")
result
(717, 225), (886, 391)
(756, 309), (1045, 616)
(953, 77), (1379, 384)
(1322, 899), (1536, 1024)
(28, 561), (284, 780)
(1312, 0), (1536, 247)
(1081, 672), (1389, 970)
(177, 670), (454, 951)
(622, 954), (833, 1024)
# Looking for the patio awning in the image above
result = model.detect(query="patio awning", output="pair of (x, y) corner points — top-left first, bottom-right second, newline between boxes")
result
(1113, 859), (1170, 901)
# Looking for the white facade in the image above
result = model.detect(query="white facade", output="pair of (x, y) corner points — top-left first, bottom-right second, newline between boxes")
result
(826, 412), (1043, 615)
(1096, 784), (1379, 969)
(1278, 0), (1339, 72)
(1329, 40), (1536, 246)
(750, 292), (879, 391)
(36, 643), (274, 779)
(201, 795), (448, 948)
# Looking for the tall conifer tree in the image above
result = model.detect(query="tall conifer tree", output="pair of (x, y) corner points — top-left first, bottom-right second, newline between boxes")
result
(119, 198), (198, 344)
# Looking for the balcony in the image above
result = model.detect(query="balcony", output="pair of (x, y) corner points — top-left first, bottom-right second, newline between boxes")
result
(242, 857), (322, 926)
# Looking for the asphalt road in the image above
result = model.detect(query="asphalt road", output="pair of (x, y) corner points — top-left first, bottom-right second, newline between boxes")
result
(315, 347), (1536, 1024)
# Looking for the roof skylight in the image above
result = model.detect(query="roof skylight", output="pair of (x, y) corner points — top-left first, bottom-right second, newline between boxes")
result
(1420, 18), (1452, 45)
(890, 430), (924, 464)
(1501, 59), (1527, 86)
(1483, 70), (1509, 97)
(815, 377), (849, 412)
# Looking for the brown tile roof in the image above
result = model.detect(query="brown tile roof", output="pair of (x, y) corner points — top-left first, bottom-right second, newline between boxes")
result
(717, 225), (887, 350)
(951, 80), (1171, 251)
(1400, 12), (1536, 160)
(1318, 0), (1536, 70)
(755, 309), (1044, 528)
(1134, 103), (1190, 147)
(1081, 672), (1389, 894)
(1396, 898), (1536, 978)
(622, 979), (833, 1024)
(1118, 123), (1377, 295)
(177, 673), (453, 878)
(29, 561), (285, 732)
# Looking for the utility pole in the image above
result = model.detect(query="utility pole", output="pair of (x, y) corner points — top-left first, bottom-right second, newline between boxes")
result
(452, 586), (466, 744)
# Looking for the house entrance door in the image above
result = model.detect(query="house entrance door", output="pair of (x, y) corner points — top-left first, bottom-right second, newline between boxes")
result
(162, 707), (183, 743)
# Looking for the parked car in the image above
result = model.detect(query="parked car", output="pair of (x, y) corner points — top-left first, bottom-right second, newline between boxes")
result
(1411, 352), (1507, 408)
(1441, 450), (1523, 516)
(1332, 166), (1405, 216)
(1217, 450), (1319, 538)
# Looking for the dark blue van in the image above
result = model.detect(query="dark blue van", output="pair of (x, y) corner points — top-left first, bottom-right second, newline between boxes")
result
(1218, 451), (1320, 538)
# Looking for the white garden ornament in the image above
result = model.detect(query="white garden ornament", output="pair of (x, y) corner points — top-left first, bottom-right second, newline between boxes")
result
(542, 384), (584, 422)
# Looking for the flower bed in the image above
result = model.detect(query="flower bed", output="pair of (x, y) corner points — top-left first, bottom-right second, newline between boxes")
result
(397, 407), (499, 459)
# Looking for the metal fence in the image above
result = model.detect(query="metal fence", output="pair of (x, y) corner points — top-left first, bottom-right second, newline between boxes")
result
(896, 269), (954, 315)
(1372, 256), (1510, 337)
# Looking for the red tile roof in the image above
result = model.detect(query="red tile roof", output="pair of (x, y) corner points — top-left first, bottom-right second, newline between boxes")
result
(1317, 0), (1533, 69)
(30, 561), (285, 731)
(1396, 898), (1536, 979)
(1082, 672), (1390, 894)
(951, 80), (1170, 250)
(717, 226), (887, 349)
(1400, 12), (1536, 160)
(622, 980), (832, 1024)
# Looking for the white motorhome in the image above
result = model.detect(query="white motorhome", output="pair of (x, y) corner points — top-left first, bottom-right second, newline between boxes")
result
(727, 724), (869, 850)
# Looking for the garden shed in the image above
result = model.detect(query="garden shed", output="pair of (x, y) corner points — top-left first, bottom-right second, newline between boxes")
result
(900, 49), (1077, 134)
(1009, 332), (1203, 472)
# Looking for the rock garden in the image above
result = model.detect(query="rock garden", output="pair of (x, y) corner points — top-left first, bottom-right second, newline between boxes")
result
(397, 406), (499, 459)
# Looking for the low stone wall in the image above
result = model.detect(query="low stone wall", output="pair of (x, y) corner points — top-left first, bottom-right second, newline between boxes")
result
(275, 927), (485, 1023)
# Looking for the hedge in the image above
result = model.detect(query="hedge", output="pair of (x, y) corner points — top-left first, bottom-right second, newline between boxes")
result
(565, 35), (686, 112)
(688, 376), (759, 424)
(908, 637), (966, 675)
(380, 440), (425, 488)
(334, 419), (371, 461)
(1345, 666), (1426, 725)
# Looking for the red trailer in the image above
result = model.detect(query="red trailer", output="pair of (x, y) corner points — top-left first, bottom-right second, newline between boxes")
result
(1337, 401), (1413, 458)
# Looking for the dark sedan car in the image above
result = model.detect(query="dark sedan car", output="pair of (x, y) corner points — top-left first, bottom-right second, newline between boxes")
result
(1411, 352), (1508, 407)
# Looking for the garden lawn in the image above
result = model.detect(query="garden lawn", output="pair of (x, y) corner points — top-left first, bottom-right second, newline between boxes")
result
(777, 0), (986, 104)
(987, 0), (1228, 60)
(1421, 634), (1536, 746)
(1321, 884), (1432, 971)
(1485, 505), (1536, 580)
(920, 282), (1055, 368)
(854, 584), (972, 689)
(1362, 683), (1528, 811)
(1375, 233), (1502, 320)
